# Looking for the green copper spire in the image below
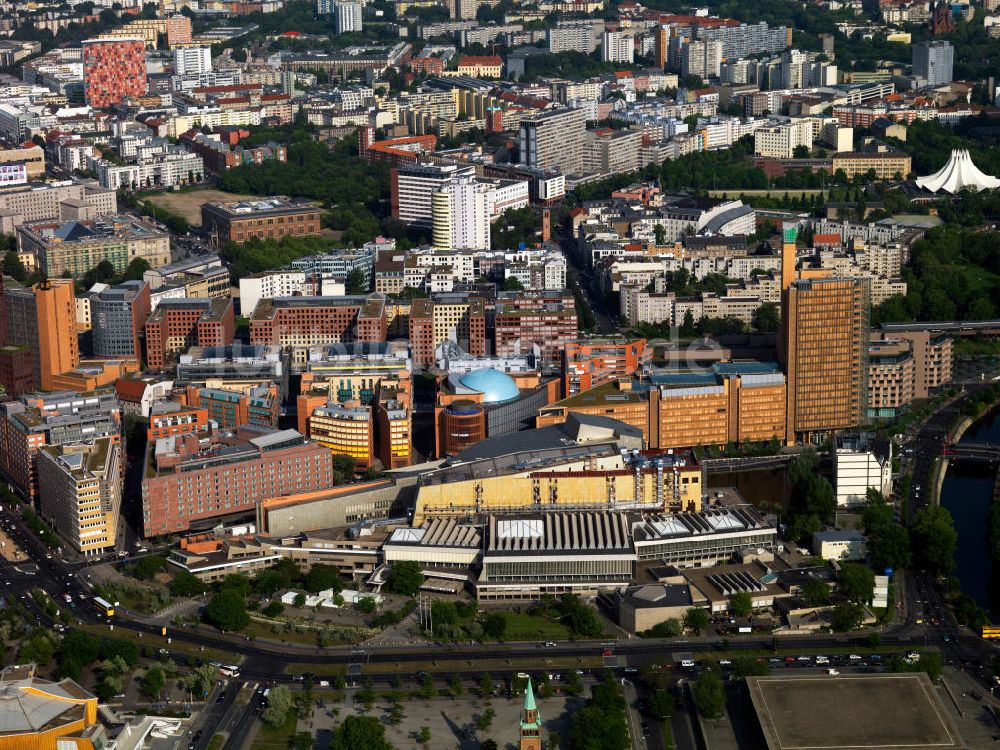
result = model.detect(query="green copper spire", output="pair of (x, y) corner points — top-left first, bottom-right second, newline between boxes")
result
(524, 677), (537, 713)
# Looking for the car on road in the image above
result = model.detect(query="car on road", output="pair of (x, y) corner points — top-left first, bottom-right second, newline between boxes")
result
(544, 641), (557, 647)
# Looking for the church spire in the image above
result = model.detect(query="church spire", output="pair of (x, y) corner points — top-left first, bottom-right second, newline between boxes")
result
(519, 677), (542, 750)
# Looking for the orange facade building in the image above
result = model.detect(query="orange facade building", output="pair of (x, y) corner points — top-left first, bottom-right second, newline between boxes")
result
(0, 664), (103, 750)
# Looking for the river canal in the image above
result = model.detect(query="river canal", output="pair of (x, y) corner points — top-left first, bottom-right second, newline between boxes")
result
(940, 409), (1000, 620)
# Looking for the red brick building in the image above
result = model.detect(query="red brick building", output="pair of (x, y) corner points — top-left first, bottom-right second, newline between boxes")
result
(141, 428), (333, 536)
(494, 291), (578, 367)
(82, 38), (147, 108)
(147, 402), (210, 441)
(0, 346), (35, 398)
(144, 298), (235, 369)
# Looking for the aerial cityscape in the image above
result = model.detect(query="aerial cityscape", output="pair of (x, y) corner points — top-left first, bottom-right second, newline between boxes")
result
(4, 0), (1000, 748)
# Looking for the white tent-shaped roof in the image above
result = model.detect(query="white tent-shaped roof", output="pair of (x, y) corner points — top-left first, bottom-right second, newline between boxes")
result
(916, 149), (1000, 193)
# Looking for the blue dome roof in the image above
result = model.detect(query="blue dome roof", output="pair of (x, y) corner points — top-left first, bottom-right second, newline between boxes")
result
(458, 368), (520, 404)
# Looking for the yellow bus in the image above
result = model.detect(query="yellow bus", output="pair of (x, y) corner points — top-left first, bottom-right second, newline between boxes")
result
(93, 596), (114, 617)
(981, 626), (1000, 639)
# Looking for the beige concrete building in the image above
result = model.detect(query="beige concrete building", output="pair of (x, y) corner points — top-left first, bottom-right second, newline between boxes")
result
(37, 437), (122, 556)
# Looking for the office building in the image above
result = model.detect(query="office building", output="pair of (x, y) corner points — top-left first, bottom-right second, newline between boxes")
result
(518, 107), (588, 176)
(176, 344), (288, 395)
(82, 38), (146, 108)
(37, 438), (122, 556)
(432, 175), (491, 251)
(201, 197), (322, 247)
(912, 40), (953, 87)
(831, 140), (912, 180)
(0, 390), (121, 500)
(0, 346), (34, 398)
(456, 55), (502, 77)
(391, 163), (475, 227)
(754, 120), (813, 159)
(144, 297), (235, 369)
(143, 254), (230, 300)
(877, 328), (953, 398)
(141, 428), (333, 535)
(780, 227), (868, 443)
(4, 279), (79, 391)
(601, 32), (634, 64)
(0, 664), (104, 750)
(334, 2), (363, 33)
(90, 280), (151, 360)
(304, 401), (374, 469)
(173, 46), (212, 76)
(17, 216), (170, 280)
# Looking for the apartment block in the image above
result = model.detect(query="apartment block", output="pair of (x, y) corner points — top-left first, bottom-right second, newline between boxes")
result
(141, 428), (334, 536)
(305, 401), (374, 469)
(144, 297), (235, 370)
(238, 270), (306, 317)
(182, 382), (281, 430)
(518, 107), (588, 176)
(562, 339), (652, 396)
(201, 197), (322, 247)
(249, 296), (383, 360)
(867, 337), (915, 420)
(37, 438), (122, 555)
(391, 163), (475, 227)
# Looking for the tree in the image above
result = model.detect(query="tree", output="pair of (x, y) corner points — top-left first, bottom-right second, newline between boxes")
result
(910, 506), (956, 575)
(293, 592), (307, 607)
(204, 589), (250, 631)
(481, 612), (506, 639)
(304, 564), (341, 594)
(692, 670), (725, 719)
(332, 453), (356, 484)
(734, 656), (770, 678)
(830, 602), (864, 632)
(345, 268), (368, 294)
(417, 726), (431, 747)
(839, 563), (875, 605)
(502, 276), (525, 291)
(384, 560), (423, 597)
(124, 257), (150, 281)
(753, 302), (780, 332)
(330, 715), (394, 750)
(478, 672), (493, 697)
(128, 554), (166, 580)
(3, 250), (27, 283)
(793, 144), (811, 159)
(141, 666), (165, 700)
(357, 596), (377, 613)
(653, 223), (666, 245)
(262, 601), (284, 618)
(683, 607), (709, 635)
(474, 707), (495, 736)
(185, 664), (218, 698)
(869, 523), (910, 571)
(680, 309), (697, 337)
(261, 685), (292, 727)
(170, 570), (207, 597)
(801, 579), (831, 606)
(648, 689), (675, 721)
(730, 591), (753, 618)
(480, 741), (499, 750)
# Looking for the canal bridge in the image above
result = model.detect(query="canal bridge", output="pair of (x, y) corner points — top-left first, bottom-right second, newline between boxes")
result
(944, 442), (1000, 462)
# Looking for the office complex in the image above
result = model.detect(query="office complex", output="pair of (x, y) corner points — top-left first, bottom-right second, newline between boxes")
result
(141, 428), (333, 535)
(144, 297), (235, 369)
(494, 291), (579, 365)
(912, 40), (953, 87)
(518, 108), (588, 176)
(37, 437), (122, 555)
(181, 383), (281, 430)
(201, 197), (322, 246)
(305, 401), (375, 469)
(4, 279), (79, 391)
(391, 163), (475, 227)
(82, 38), (146, 108)
(0, 390), (122, 501)
(90, 280), (151, 360)
(780, 227), (868, 443)
(250, 296), (385, 355)
(147, 402), (211, 441)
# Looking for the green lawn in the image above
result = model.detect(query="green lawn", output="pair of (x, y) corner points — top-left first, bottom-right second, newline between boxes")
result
(250, 712), (296, 750)
(501, 613), (572, 641)
(207, 735), (224, 750)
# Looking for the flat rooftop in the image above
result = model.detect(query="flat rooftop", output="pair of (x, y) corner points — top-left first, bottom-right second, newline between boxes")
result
(746, 673), (966, 750)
